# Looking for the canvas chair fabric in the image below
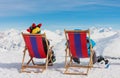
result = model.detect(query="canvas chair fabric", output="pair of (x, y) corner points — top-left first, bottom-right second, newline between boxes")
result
(23, 34), (47, 58)
(21, 33), (52, 73)
(68, 32), (89, 58)
(64, 29), (93, 75)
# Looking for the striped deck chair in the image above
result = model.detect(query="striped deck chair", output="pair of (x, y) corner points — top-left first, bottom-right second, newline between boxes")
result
(64, 29), (94, 75)
(21, 33), (53, 73)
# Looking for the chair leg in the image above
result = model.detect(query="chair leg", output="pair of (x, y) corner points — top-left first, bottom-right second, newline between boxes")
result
(64, 54), (92, 75)
(48, 51), (53, 65)
(21, 48), (27, 72)
(27, 57), (33, 65)
(45, 49), (52, 69)
(32, 59), (35, 65)
(65, 49), (68, 67)
(64, 65), (69, 73)
(69, 56), (73, 66)
(64, 53), (74, 74)
(21, 47), (48, 73)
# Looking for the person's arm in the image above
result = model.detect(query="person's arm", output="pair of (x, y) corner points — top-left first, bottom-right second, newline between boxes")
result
(90, 39), (96, 48)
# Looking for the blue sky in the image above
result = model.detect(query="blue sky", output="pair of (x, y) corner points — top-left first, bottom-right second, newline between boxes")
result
(0, 0), (120, 31)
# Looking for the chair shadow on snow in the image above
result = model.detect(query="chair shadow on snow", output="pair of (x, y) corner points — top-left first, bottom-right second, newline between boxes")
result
(48, 62), (65, 74)
(110, 63), (120, 65)
(0, 62), (65, 74)
(0, 63), (21, 71)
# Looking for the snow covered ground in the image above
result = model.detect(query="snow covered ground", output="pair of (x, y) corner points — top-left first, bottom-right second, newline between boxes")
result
(0, 27), (120, 78)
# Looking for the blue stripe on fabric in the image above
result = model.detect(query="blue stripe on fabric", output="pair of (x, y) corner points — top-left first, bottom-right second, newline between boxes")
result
(30, 36), (40, 58)
(74, 33), (82, 58)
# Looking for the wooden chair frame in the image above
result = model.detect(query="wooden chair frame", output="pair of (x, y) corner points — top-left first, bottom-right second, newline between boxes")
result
(21, 33), (53, 73)
(64, 29), (94, 75)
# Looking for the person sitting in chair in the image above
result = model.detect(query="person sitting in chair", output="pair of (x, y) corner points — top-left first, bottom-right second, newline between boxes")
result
(27, 23), (56, 66)
(66, 29), (97, 64)
(72, 37), (97, 64)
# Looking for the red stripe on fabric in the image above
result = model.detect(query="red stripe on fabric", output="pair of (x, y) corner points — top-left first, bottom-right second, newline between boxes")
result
(36, 36), (46, 58)
(23, 35), (35, 57)
(80, 33), (88, 58)
(68, 33), (77, 57)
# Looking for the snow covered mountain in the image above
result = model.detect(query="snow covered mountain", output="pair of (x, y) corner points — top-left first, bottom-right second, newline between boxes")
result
(0, 27), (120, 78)
(0, 29), (65, 52)
(0, 29), (23, 51)
(0, 27), (120, 57)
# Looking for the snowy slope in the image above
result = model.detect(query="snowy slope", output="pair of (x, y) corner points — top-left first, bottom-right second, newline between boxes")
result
(0, 27), (120, 78)
(0, 27), (119, 57)
(89, 27), (120, 57)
